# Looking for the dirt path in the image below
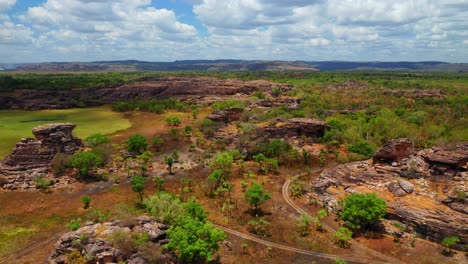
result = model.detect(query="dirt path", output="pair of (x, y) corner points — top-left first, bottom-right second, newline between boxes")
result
(283, 172), (400, 264)
(215, 224), (386, 264)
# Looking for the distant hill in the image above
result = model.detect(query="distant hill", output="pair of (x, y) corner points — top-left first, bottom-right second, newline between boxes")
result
(6, 60), (468, 72)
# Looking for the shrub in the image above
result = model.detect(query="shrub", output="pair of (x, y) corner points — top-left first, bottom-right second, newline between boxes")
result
(334, 227), (353, 248)
(69, 151), (103, 179)
(247, 218), (271, 236)
(152, 137), (164, 151)
(52, 153), (70, 176)
(348, 141), (376, 158)
(80, 195), (92, 209)
(0, 174), (7, 187)
(144, 192), (184, 224)
(441, 236), (460, 255)
(66, 218), (82, 231)
(33, 175), (53, 192)
(90, 144), (113, 165)
(341, 193), (386, 231)
(244, 183), (271, 213)
(84, 133), (111, 147)
(212, 99), (245, 110)
(126, 134), (148, 154)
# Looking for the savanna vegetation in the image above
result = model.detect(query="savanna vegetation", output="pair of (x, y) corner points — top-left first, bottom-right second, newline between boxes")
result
(0, 70), (466, 263)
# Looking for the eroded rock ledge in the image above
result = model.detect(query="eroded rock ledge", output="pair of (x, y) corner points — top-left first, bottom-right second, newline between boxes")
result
(0, 123), (82, 190)
(49, 216), (171, 264)
(310, 140), (467, 250)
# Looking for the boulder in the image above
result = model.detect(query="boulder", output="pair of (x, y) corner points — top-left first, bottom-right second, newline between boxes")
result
(49, 217), (171, 264)
(422, 143), (468, 169)
(373, 138), (414, 164)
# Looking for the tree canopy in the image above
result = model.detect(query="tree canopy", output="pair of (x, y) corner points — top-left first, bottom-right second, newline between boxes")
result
(69, 151), (102, 179)
(126, 134), (148, 154)
(340, 193), (387, 231)
(244, 183), (271, 212)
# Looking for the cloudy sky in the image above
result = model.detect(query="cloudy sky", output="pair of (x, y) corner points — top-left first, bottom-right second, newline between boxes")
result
(0, 0), (467, 63)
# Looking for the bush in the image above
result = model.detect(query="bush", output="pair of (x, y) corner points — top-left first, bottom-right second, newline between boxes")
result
(334, 227), (353, 248)
(348, 141), (376, 158)
(441, 236), (460, 255)
(84, 133), (111, 147)
(126, 134), (148, 154)
(33, 175), (53, 192)
(81, 195), (92, 209)
(341, 193), (387, 231)
(69, 151), (103, 179)
(52, 153), (70, 176)
(90, 144), (113, 165)
(212, 99), (245, 110)
(0, 174), (7, 187)
(66, 218), (82, 231)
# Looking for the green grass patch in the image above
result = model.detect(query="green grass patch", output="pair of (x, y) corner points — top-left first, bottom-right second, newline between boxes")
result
(0, 106), (131, 159)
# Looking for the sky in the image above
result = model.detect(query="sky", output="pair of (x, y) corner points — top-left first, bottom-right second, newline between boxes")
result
(0, 0), (467, 63)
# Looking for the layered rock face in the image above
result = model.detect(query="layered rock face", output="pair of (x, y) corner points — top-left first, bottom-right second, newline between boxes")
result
(310, 141), (467, 250)
(264, 118), (331, 139)
(49, 216), (171, 264)
(0, 123), (82, 190)
(1, 77), (293, 110)
(207, 108), (244, 123)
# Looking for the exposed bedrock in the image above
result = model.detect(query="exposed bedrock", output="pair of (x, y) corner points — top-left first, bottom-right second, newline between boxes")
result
(0, 123), (82, 190)
(310, 140), (467, 250)
(0, 77), (293, 110)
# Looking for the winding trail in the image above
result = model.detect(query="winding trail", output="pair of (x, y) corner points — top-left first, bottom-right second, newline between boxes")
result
(214, 224), (387, 264)
(283, 171), (400, 263)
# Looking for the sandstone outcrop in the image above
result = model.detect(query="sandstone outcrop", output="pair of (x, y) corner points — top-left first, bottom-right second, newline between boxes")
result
(0, 123), (82, 190)
(373, 138), (414, 163)
(49, 216), (171, 264)
(310, 141), (467, 250)
(264, 118), (331, 139)
(207, 108), (244, 123)
(0, 77), (293, 110)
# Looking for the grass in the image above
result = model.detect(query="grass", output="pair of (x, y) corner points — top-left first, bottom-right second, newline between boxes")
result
(0, 106), (131, 159)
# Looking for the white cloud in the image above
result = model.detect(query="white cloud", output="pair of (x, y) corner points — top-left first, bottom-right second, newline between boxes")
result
(1, 0), (467, 62)
(0, 0), (15, 13)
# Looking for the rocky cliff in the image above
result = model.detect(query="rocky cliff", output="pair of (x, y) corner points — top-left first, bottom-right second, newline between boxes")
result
(0, 123), (82, 190)
(0, 77), (293, 110)
(310, 140), (467, 250)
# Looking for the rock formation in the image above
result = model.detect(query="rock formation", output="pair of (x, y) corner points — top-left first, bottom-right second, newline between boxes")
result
(264, 118), (331, 139)
(0, 123), (82, 190)
(373, 138), (414, 163)
(49, 216), (171, 264)
(310, 141), (467, 250)
(207, 108), (244, 123)
(0, 77), (293, 110)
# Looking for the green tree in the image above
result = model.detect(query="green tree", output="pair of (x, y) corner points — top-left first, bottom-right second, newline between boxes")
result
(84, 133), (111, 147)
(126, 134), (148, 154)
(315, 208), (328, 231)
(166, 216), (226, 263)
(130, 175), (146, 202)
(334, 227), (353, 248)
(244, 183), (271, 213)
(166, 156), (174, 174)
(80, 195), (92, 209)
(341, 193), (387, 231)
(266, 139), (291, 160)
(69, 151), (103, 179)
(212, 151), (234, 179)
(296, 213), (312, 237)
(441, 236), (460, 255)
(152, 137), (164, 151)
(183, 200), (208, 222)
(184, 125), (192, 137)
(144, 192), (184, 224)
(152, 176), (165, 192)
